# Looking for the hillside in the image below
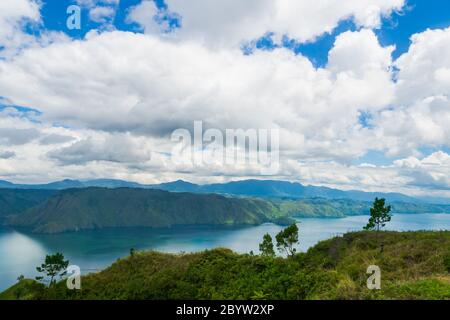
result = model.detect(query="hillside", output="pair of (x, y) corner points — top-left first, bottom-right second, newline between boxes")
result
(179, 180), (419, 203)
(277, 198), (450, 218)
(4, 187), (450, 233)
(4, 231), (450, 300)
(0, 189), (57, 221)
(7, 187), (281, 233)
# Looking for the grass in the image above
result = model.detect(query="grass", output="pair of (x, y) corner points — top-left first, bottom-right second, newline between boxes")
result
(2, 231), (450, 300)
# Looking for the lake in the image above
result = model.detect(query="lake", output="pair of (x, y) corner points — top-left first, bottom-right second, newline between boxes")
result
(2, 213), (450, 291)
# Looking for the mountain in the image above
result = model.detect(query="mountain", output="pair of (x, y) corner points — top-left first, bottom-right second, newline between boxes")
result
(277, 198), (450, 218)
(154, 180), (202, 192)
(0, 179), (140, 190)
(0, 178), (439, 204)
(7, 187), (281, 233)
(5, 186), (450, 233)
(0, 189), (57, 221)
(0, 180), (16, 188)
(153, 179), (429, 204)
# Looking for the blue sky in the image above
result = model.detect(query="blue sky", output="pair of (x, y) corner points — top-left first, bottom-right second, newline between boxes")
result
(0, 0), (449, 195)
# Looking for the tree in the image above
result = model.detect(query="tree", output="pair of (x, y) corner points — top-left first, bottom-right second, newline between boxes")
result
(364, 198), (392, 232)
(36, 253), (69, 286)
(275, 223), (299, 257)
(259, 233), (275, 257)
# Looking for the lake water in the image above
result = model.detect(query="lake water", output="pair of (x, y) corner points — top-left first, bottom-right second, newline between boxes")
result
(2, 213), (450, 291)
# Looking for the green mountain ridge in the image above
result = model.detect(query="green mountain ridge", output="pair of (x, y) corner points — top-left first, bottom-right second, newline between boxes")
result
(2, 178), (448, 204)
(4, 187), (450, 234)
(0, 189), (57, 222)
(6, 187), (281, 233)
(277, 198), (450, 218)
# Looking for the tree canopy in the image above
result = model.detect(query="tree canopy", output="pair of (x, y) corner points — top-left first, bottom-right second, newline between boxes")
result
(364, 198), (392, 232)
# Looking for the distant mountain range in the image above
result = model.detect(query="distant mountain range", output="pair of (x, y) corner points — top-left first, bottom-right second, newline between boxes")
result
(1, 178), (449, 204)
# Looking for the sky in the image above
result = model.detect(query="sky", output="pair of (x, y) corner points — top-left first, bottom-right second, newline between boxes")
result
(0, 0), (449, 198)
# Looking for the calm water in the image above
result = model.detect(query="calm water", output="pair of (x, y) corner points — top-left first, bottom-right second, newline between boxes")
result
(1, 213), (450, 291)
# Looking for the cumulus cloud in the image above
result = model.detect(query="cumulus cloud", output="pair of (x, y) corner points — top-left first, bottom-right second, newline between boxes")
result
(0, 128), (40, 145)
(0, 0), (449, 198)
(394, 152), (450, 190)
(39, 134), (76, 145)
(128, 0), (405, 47)
(328, 29), (394, 74)
(395, 27), (450, 105)
(48, 134), (153, 165)
(0, 0), (70, 58)
(364, 27), (450, 158)
(89, 6), (116, 24)
(0, 0), (41, 57)
(0, 151), (15, 159)
(0, 29), (394, 162)
(77, 0), (120, 25)
(126, 1), (159, 32)
(76, 0), (119, 6)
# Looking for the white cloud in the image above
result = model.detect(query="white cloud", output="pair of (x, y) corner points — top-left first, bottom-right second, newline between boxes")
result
(0, 28), (399, 191)
(48, 134), (153, 165)
(89, 6), (116, 24)
(0, 0), (41, 57)
(394, 152), (450, 190)
(77, 0), (120, 25)
(0, 150), (15, 159)
(0, 30), (395, 163)
(126, 0), (159, 33)
(0, 0), (449, 198)
(128, 0), (405, 47)
(76, 0), (120, 8)
(328, 29), (394, 74)
(395, 27), (450, 106)
(368, 27), (450, 158)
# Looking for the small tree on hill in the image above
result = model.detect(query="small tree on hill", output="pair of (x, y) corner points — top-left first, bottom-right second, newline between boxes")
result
(259, 233), (275, 257)
(275, 223), (299, 257)
(36, 253), (69, 286)
(364, 198), (392, 232)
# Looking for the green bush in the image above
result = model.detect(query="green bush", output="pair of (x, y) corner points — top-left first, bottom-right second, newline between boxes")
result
(5, 231), (450, 300)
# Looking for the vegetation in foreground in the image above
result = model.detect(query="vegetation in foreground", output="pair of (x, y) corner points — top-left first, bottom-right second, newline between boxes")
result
(2, 230), (450, 300)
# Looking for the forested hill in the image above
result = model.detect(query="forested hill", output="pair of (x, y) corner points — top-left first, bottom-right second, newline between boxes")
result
(6, 187), (280, 233)
(0, 189), (57, 221)
(3, 187), (450, 233)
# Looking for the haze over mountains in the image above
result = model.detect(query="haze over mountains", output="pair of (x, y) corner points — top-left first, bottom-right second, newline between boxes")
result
(1, 178), (449, 204)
